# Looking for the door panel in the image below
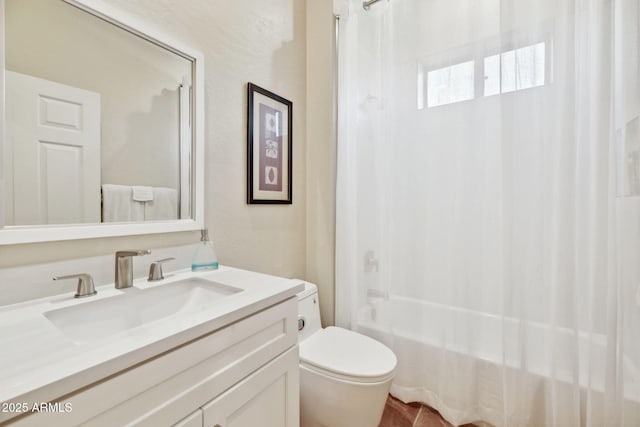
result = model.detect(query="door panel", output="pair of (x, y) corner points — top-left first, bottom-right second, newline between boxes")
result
(202, 347), (299, 427)
(5, 71), (100, 225)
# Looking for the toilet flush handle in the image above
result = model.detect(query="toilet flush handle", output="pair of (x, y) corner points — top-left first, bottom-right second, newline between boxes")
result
(298, 315), (306, 331)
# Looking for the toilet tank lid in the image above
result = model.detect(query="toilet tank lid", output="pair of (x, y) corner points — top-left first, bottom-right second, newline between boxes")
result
(292, 280), (317, 300)
(299, 326), (397, 381)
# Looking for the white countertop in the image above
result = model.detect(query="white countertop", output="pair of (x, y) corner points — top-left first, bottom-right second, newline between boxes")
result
(0, 266), (303, 422)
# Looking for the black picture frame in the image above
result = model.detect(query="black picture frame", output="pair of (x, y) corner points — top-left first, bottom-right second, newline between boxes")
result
(247, 83), (293, 204)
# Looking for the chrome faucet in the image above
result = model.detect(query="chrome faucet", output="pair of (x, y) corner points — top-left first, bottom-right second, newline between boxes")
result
(115, 250), (151, 289)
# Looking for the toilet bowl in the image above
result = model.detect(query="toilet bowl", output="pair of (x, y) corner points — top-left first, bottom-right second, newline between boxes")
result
(296, 281), (397, 427)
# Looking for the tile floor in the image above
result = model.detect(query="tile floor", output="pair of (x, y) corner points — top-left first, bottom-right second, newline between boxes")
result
(378, 395), (477, 427)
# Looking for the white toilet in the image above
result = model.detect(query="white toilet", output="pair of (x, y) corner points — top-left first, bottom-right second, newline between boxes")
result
(296, 281), (397, 427)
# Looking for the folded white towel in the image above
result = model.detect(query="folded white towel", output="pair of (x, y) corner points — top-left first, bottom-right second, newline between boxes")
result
(144, 187), (178, 220)
(132, 186), (154, 202)
(102, 184), (144, 222)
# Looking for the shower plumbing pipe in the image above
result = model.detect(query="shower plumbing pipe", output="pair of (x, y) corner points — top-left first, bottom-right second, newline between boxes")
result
(363, 0), (388, 10)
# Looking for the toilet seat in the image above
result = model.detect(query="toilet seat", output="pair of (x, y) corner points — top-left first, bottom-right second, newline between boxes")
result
(299, 326), (397, 384)
(300, 360), (393, 384)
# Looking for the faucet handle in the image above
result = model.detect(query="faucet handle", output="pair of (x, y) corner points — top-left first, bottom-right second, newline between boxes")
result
(364, 250), (379, 272)
(148, 258), (175, 282)
(53, 273), (97, 298)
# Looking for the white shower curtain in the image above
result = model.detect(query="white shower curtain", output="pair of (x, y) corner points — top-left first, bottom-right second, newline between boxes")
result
(335, 0), (640, 426)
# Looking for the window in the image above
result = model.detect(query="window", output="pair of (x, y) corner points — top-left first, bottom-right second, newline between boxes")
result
(418, 35), (550, 109)
(426, 60), (475, 108)
(484, 42), (546, 96)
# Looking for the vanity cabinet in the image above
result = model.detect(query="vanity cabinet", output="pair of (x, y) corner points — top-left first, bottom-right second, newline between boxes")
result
(171, 347), (298, 427)
(6, 297), (299, 427)
(173, 410), (203, 427)
(201, 347), (298, 427)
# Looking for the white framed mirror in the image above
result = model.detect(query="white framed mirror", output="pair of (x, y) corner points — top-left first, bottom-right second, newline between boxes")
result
(0, 0), (204, 244)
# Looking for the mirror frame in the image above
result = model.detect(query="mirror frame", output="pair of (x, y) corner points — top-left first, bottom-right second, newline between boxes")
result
(0, 0), (205, 245)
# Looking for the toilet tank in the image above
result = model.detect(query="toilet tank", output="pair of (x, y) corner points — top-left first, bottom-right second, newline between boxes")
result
(295, 281), (322, 342)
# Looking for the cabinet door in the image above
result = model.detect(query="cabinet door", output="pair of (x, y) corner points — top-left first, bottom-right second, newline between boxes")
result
(173, 409), (203, 427)
(202, 347), (299, 427)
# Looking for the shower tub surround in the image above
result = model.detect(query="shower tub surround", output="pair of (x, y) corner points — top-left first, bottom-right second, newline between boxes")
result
(359, 297), (640, 426)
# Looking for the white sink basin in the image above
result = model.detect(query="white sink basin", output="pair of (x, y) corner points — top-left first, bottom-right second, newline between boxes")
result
(44, 277), (242, 344)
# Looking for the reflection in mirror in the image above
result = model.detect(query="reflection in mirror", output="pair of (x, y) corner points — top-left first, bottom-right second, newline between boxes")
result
(4, 0), (193, 226)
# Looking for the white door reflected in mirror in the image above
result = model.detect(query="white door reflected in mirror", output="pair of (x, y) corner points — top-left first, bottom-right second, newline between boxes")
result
(5, 71), (101, 226)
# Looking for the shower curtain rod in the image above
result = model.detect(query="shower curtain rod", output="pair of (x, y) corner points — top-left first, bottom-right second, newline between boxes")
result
(363, 0), (388, 10)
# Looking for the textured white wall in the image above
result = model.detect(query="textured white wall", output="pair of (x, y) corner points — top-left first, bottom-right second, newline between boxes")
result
(0, 1), (308, 287)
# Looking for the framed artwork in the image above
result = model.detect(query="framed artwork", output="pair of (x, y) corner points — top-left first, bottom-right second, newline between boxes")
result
(247, 83), (293, 204)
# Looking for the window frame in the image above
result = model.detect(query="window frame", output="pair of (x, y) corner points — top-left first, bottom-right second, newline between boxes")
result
(417, 25), (554, 110)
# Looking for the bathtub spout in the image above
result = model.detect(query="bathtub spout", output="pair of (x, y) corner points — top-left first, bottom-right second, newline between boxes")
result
(367, 289), (388, 300)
